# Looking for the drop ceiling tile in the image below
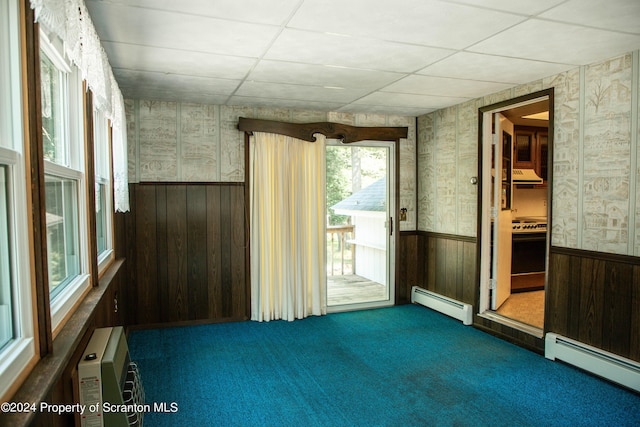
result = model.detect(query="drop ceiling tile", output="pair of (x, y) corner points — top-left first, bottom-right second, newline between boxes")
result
(87, 0), (301, 25)
(248, 61), (402, 90)
(382, 75), (513, 98)
(469, 19), (640, 65)
(102, 42), (257, 80)
(114, 69), (241, 96)
(264, 29), (454, 73)
(228, 96), (345, 111)
(352, 92), (470, 109)
(338, 103), (436, 117)
(124, 89), (230, 105)
(288, 0), (526, 49)
(158, 75), (242, 94)
(539, 0), (640, 34)
(87, 2), (279, 57)
(418, 52), (574, 84)
(235, 81), (370, 103)
(450, 0), (566, 15)
(113, 69), (166, 91)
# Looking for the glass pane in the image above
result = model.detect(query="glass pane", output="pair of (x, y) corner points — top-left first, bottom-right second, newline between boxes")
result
(95, 182), (106, 254)
(40, 52), (65, 165)
(0, 166), (14, 349)
(45, 175), (79, 298)
(326, 145), (389, 307)
(94, 111), (110, 259)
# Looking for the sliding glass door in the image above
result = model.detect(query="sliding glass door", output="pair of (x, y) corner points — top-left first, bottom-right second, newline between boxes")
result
(325, 141), (394, 311)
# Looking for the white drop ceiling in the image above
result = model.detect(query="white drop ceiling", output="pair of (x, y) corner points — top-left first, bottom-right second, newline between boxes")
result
(86, 0), (640, 117)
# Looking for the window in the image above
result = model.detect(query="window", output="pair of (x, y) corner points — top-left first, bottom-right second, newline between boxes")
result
(0, 166), (13, 350)
(93, 110), (113, 270)
(40, 51), (67, 165)
(40, 31), (90, 331)
(45, 173), (80, 298)
(0, 0), (36, 401)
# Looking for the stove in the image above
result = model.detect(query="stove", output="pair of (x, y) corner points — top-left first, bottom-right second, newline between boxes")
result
(512, 217), (547, 234)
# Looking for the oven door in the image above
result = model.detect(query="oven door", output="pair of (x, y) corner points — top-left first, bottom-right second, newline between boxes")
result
(511, 232), (546, 274)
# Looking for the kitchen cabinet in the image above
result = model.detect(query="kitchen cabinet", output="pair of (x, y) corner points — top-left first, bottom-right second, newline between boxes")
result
(538, 131), (548, 181)
(514, 126), (548, 182)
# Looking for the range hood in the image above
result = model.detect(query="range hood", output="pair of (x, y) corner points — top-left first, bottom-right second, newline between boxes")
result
(513, 168), (543, 184)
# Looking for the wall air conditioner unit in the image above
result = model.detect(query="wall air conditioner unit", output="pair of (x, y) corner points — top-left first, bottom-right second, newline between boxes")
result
(545, 333), (640, 392)
(411, 286), (473, 325)
(78, 326), (145, 426)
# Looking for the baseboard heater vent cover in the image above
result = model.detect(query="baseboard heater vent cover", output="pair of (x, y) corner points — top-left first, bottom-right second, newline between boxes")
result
(545, 333), (640, 392)
(411, 286), (472, 325)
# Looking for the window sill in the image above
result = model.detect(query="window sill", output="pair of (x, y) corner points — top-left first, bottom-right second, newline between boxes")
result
(97, 249), (115, 277)
(0, 258), (124, 427)
(50, 273), (91, 335)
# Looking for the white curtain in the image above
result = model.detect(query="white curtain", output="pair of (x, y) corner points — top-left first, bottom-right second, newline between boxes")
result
(250, 132), (326, 322)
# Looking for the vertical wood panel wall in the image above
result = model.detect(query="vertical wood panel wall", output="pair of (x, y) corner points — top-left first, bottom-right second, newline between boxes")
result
(547, 248), (640, 362)
(397, 231), (477, 306)
(125, 183), (247, 326)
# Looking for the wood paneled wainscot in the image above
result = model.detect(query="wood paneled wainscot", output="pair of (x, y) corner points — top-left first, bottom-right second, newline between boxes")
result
(124, 183), (248, 326)
(547, 247), (640, 362)
(397, 231), (476, 306)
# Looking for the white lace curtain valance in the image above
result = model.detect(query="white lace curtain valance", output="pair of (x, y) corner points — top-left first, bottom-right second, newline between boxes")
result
(30, 0), (129, 212)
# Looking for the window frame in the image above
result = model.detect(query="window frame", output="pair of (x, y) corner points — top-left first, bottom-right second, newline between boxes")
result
(39, 31), (91, 334)
(0, 163), (13, 351)
(0, 0), (36, 401)
(93, 109), (114, 273)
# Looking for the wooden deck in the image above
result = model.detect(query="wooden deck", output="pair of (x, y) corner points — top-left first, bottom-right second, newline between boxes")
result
(327, 274), (387, 306)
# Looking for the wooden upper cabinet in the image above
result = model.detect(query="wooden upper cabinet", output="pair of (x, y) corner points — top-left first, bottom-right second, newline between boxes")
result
(538, 131), (548, 181)
(513, 128), (536, 169)
(513, 126), (548, 183)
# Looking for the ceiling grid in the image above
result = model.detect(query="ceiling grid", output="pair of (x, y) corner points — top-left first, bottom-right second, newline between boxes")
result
(86, 0), (640, 116)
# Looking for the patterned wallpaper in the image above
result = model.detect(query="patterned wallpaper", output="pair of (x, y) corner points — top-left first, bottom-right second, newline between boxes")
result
(125, 102), (417, 231)
(417, 50), (640, 256)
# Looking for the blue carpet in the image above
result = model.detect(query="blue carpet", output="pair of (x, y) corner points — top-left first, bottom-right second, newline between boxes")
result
(128, 305), (640, 426)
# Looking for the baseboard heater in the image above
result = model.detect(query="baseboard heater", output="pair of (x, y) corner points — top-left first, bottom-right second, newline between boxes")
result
(411, 286), (472, 325)
(545, 333), (640, 392)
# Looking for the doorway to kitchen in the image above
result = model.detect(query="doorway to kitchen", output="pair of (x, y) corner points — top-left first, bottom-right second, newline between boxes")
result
(478, 90), (552, 336)
(325, 141), (395, 312)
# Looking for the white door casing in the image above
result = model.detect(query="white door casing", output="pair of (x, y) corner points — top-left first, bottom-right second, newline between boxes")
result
(492, 113), (513, 310)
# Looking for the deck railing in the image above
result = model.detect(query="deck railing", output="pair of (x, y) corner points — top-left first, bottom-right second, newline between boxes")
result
(327, 225), (355, 276)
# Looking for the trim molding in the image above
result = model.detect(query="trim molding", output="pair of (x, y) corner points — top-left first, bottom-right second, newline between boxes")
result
(137, 181), (245, 186)
(550, 245), (640, 265)
(22, 1), (52, 356)
(417, 230), (477, 243)
(237, 117), (408, 143)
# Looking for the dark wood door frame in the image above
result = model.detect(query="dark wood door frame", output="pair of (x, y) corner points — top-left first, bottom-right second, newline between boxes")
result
(476, 88), (554, 339)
